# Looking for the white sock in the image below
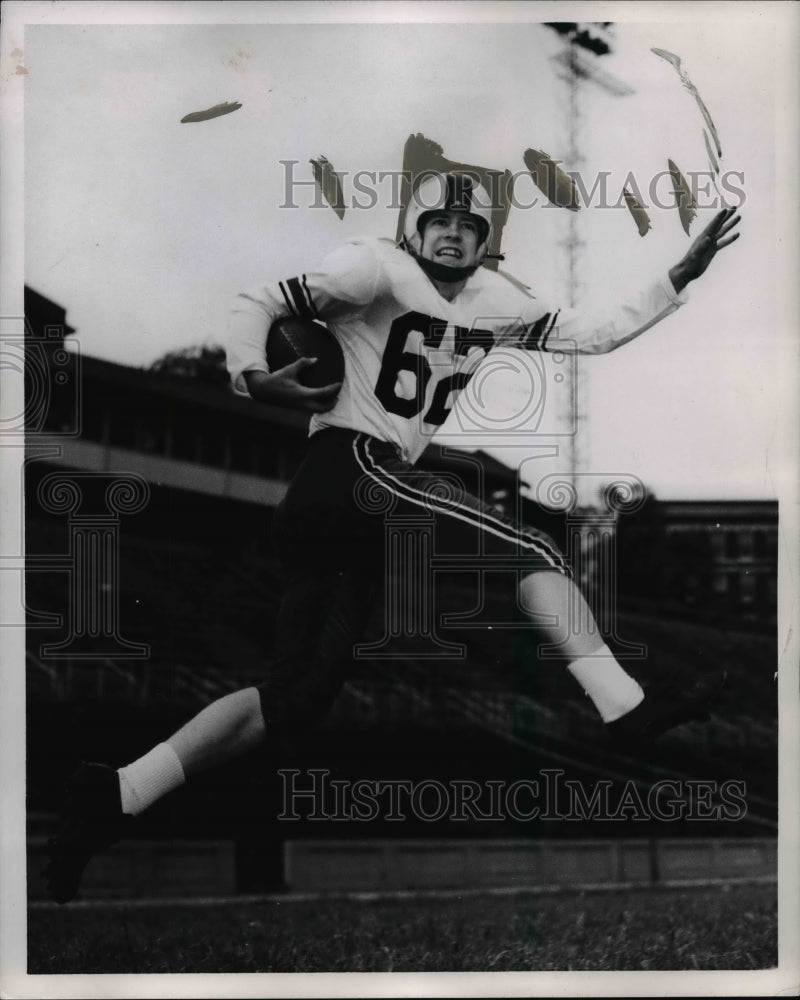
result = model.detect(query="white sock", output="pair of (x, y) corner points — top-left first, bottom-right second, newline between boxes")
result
(567, 644), (644, 723)
(118, 742), (186, 816)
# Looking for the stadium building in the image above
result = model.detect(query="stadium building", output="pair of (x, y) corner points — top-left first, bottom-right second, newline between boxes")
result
(23, 289), (777, 897)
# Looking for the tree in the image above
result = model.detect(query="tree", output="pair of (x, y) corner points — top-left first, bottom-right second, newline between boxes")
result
(149, 344), (230, 387)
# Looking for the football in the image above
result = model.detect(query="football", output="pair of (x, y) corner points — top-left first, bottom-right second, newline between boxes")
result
(266, 317), (345, 389)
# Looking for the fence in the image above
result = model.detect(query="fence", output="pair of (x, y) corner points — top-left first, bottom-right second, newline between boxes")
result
(27, 835), (775, 900)
(285, 837), (777, 893)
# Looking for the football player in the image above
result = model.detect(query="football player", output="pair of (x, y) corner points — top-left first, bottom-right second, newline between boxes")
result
(44, 172), (740, 903)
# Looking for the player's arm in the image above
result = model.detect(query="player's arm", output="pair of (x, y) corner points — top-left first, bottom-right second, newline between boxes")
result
(500, 282), (686, 356)
(227, 241), (379, 409)
(507, 208), (741, 355)
(243, 363), (342, 413)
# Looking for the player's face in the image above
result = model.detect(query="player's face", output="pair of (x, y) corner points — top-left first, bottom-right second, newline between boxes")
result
(420, 210), (483, 269)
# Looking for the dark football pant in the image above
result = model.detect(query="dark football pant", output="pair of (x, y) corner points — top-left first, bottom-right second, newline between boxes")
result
(256, 429), (569, 736)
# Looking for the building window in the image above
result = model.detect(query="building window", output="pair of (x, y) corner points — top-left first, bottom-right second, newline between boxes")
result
(108, 413), (136, 449)
(229, 436), (257, 474)
(768, 530), (778, 560)
(171, 425), (198, 462)
(136, 422), (164, 454)
(255, 445), (277, 478)
(739, 530), (753, 557)
(197, 433), (225, 467)
(755, 573), (770, 608)
(79, 405), (106, 443)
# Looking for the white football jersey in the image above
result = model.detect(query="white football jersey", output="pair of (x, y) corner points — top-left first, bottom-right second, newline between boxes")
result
(228, 237), (687, 463)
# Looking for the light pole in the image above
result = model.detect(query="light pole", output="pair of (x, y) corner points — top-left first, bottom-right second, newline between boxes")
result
(545, 24), (634, 508)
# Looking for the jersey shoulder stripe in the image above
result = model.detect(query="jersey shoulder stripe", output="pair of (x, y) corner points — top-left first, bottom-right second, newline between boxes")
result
(301, 275), (319, 317)
(280, 276), (316, 319)
(523, 309), (561, 350)
(539, 310), (561, 350)
(278, 280), (296, 316)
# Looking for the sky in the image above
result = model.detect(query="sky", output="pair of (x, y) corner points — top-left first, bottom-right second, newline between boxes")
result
(13, 3), (798, 503)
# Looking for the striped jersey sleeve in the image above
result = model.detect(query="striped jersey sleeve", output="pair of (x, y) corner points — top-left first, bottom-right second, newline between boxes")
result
(227, 241), (381, 393)
(276, 274), (320, 320)
(495, 276), (688, 356)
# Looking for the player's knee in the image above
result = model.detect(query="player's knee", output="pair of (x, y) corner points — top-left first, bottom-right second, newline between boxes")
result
(517, 566), (571, 612)
(255, 682), (277, 731)
(255, 681), (304, 739)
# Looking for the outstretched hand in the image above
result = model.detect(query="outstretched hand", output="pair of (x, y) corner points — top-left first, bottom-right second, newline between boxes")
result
(669, 207), (741, 294)
(243, 358), (342, 414)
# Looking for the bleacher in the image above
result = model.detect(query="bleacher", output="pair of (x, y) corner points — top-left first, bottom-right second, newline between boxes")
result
(25, 508), (777, 843)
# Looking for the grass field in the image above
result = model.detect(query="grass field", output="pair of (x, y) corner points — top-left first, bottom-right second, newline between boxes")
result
(28, 883), (776, 974)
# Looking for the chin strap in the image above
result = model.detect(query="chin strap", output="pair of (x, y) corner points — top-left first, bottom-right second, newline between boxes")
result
(401, 240), (484, 283)
(415, 256), (481, 283)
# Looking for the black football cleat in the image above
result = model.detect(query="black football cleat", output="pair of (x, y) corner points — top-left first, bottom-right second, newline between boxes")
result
(606, 668), (726, 749)
(43, 762), (133, 904)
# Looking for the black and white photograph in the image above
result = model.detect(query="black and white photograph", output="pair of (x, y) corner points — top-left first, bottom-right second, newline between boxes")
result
(1, 1), (798, 996)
